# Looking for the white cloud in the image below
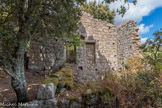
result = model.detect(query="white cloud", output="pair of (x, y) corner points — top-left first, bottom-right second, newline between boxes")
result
(109, 0), (162, 25)
(141, 37), (148, 44)
(138, 24), (154, 35)
(87, 0), (102, 3)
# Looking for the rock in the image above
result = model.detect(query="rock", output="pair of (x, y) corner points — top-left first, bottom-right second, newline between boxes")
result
(60, 88), (66, 93)
(60, 99), (70, 108)
(78, 97), (82, 103)
(86, 96), (99, 105)
(66, 93), (69, 97)
(87, 89), (92, 94)
(58, 76), (61, 81)
(28, 65), (44, 71)
(37, 83), (56, 100)
(91, 95), (96, 98)
(42, 99), (58, 108)
(70, 102), (82, 108)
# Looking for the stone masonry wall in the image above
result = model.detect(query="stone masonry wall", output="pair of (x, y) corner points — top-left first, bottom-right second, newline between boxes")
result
(73, 13), (141, 84)
(73, 12), (119, 84)
(27, 12), (141, 84)
(117, 21), (141, 71)
(28, 39), (66, 74)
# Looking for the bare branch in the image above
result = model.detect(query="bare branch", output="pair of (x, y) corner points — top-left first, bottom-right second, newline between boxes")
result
(3, 64), (16, 78)
(0, 55), (16, 78)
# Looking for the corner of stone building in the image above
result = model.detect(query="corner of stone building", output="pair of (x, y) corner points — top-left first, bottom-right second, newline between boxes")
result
(116, 20), (141, 72)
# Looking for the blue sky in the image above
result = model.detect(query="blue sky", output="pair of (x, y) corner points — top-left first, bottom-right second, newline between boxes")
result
(87, 0), (162, 43)
(139, 7), (162, 40)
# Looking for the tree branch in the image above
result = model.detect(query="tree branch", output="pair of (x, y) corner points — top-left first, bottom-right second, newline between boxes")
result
(3, 64), (16, 78)
(0, 55), (17, 79)
(0, 11), (13, 25)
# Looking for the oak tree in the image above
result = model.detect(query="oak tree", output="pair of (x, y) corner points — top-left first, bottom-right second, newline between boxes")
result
(0, 0), (138, 103)
(0, 0), (84, 103)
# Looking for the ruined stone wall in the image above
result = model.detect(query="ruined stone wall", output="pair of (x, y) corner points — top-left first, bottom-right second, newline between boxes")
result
(28, 39), (66, 74)
(117, 21), (141, 71)
(73, 12), (118, 84)
(73, 13), (141, 83)
(27, 12), (141, 84)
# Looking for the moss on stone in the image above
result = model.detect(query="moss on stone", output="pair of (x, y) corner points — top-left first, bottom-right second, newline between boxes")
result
(49, 74), (59, 78)
(50, 71), (63, 77)
(42, 77), (59, 85)
(68, 94), (80, 102)
(42, 66), (74, 90)
(65, 72), (73, 77)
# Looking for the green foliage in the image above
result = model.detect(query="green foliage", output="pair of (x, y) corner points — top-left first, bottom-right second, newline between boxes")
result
(43, 77), (59, 85)
(65, 34), (85, 63)
(117, 5), (126, 17)
(104, 0), (137, 16)
(134, 71), (161, 107)
(80, 1), (115, 24)
(0, 0), (85, 66)
(81, 92), (91, 102)
(62, 58), (161, 107)
(57, 82), (65, 93)
(141, 28), (162, 70)
(66, 45), (76, 63)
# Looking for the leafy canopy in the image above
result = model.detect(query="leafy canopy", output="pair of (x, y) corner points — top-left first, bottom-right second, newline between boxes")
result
(141, 28), (162, 70)
(105, 0), (137, 16)
(80, 1), (115, 24)
(0, 0), (85, 66)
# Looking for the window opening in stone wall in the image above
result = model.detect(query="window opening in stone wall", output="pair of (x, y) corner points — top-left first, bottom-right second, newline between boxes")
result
(66, 45), (76, 63)
(86, 43), (96, 64)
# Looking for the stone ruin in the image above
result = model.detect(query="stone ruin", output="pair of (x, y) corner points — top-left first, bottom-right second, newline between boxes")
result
(27, 12), (141, 84)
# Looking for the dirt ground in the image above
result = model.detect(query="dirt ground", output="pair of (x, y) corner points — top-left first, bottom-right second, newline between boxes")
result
(0, 71), (45, 103)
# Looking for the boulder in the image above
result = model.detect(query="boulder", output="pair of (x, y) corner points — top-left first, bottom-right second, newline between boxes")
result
(70, 102), (82, 108)
(60, 99), (70, 108)
(37, 83), (56, 100)
(86, 96), (99, 105)
(42, 99), (58, 108)
(87, 89), (92, 94)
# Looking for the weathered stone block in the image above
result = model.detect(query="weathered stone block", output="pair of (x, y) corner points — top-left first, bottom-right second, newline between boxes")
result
(37, 83), (56, 100)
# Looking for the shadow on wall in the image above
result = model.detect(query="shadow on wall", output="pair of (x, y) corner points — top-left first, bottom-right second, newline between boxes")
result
(91, 36), (112, 80)
(26, 39), (65, 75)
(73, 24), (112, 84)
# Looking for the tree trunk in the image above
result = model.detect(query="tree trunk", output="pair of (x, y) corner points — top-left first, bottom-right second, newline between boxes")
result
(11, 41), (29, 103)
(11, 78), (29, 103)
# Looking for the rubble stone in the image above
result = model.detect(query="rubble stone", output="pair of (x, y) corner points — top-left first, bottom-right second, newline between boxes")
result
(37, 83), (56, 100)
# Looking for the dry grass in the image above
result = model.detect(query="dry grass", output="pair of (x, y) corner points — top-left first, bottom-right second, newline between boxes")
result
(57, 57), (162, 108)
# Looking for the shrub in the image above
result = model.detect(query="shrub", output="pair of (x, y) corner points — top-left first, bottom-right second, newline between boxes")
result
(62, 57), (161, 107)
